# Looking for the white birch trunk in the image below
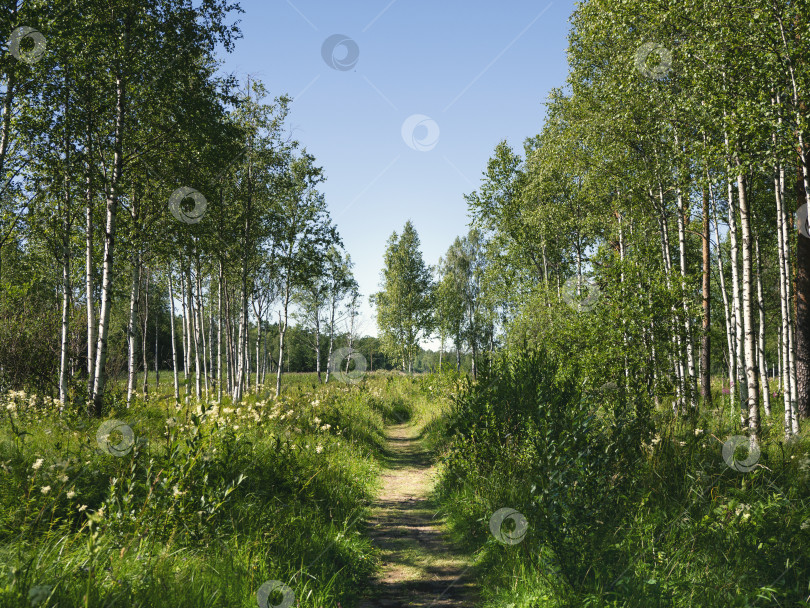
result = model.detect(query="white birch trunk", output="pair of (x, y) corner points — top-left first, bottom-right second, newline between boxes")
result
(710, 185), (736, 416)
(126, 252), (141, 408)
(275, 278), (291, 397)
(91, 66), (127, 415)
(217, 262), (223, 402)
(195, 265), (209, 401)
(676, 185), (698, 409)
(727, 174), (748, 426)
(735, 166), (760, 441)
(755, 236), (771, 416)
(168, 270), (180, 403)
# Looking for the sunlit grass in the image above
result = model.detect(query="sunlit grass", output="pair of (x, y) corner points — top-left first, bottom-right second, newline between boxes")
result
(0, 371), (416, 607)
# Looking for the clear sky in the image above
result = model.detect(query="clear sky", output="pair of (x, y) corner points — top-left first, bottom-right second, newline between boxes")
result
(216, 0), (576, 343)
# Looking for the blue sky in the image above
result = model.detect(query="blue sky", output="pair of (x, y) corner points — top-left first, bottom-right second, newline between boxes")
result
(216, 0), (576, 343)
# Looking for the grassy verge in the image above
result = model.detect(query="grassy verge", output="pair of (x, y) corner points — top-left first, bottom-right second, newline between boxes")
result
(0, 372), (416, 607)
(432, 350), (810, 607)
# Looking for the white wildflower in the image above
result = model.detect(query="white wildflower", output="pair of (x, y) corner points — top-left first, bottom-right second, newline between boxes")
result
(32, 458), (44, 471)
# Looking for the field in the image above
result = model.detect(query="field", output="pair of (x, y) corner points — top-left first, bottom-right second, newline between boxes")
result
(2, 366), (809, 607)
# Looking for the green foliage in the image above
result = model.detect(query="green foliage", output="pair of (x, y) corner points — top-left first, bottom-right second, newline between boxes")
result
(372, 221), (434, 373)
(437, 349), (649, 588)
(435, 348), (810, 607)
(0, 373), (418, 607)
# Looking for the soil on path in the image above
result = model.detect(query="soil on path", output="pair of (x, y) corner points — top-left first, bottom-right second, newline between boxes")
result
(358, 422), (479, 608)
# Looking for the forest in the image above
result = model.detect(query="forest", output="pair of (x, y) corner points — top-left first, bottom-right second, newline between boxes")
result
(1, 0), (810, 606)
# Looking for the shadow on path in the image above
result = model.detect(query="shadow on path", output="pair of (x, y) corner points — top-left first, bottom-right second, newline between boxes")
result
(358, 423), (479, 608)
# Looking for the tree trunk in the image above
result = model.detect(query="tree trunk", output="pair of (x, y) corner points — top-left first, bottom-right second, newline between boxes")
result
(180, 269), (190, 403)
(326, 297), (336, 383)
(711, 184), (736, 418)
(59, 195), (71, 409)
(224, 277), (233, 395)
(141, 269), (150, 399)
(92, 58), (128, 416)
(776, 16), (810, 420)
(676, 185), (698, 409)
(755, 235), (771, 416)
(188, 267), (201, 400)
(797, 163), (810, 419)
(234, 265), (248, 402)
(217, 261), (223, 402)
(85, 146), (96, 400)
(195, 263), (209, 401)
(314, 308), (321, 382)
(657, 187), (686, 412)
(126, 251), (141, 408)
(736, 166), (760, 441)
(168, 270), (180, 403)
(701, 185), (712, 406)
(59, 107), (73, 410)
(155, 300), (160, 389)
(275, 281), (290, 397)
(727, 173), (748, 427)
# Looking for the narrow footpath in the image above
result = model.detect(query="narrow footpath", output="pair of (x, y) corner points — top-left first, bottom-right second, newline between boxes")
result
(358, 422), (479, 608)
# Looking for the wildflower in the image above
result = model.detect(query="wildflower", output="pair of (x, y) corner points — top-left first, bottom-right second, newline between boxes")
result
(694, 428), (704, 435)
(67, 489), (76, 499)
(78, 504), (87, 512)
(40, 486), (51, 495)
(316, 445), (323, 454)
(734, 503), (751, 521)
(32, 458), (44, 471)
(59, 474), (68, 483)
(313, 416), (321, 425)
(172, 485), (184, 497)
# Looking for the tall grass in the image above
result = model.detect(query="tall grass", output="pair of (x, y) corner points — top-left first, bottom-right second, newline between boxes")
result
(0, 372), (410, 607)
(433, 348), (810, 607)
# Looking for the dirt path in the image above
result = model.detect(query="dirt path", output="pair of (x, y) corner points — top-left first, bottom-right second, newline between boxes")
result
(358, 422), (479, 608)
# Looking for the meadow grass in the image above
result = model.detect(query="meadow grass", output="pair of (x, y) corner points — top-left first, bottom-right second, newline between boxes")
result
(0, 371), (421, 607)
(430, 352), (810, 608)
(5, 363), (807, 607)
